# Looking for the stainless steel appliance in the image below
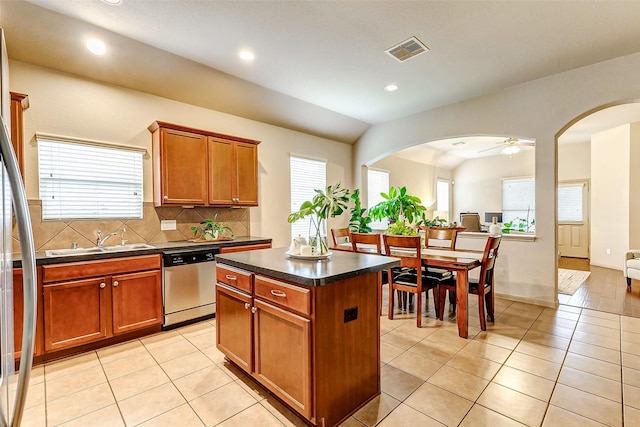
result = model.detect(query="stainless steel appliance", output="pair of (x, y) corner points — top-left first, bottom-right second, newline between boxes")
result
(162, 247), (219, 328)
(0, 28), (37, 426)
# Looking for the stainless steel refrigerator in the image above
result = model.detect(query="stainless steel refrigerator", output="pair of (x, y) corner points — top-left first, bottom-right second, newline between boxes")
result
(0, 28), (37, 427)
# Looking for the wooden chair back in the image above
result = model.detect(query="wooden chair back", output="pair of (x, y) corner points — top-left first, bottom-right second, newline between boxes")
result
(426, 228), (458, 250)
(383, 235), (422, 269)
(330, 227), (350, 247)
(478, 235), (501, 288)
(350, 232), (382, 254)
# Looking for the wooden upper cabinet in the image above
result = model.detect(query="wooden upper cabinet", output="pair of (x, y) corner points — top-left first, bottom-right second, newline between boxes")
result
(10, 92), (29, 180)
(209, 137), (259, 206)
(150, 121), (260, 207)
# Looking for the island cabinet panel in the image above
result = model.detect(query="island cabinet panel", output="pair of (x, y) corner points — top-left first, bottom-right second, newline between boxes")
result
(216, 283), (253, 371)
(112, 270), (162, 335)
(41, 255), (162, 355)
(150, 121), (260, 207)
(253, 298), (312, 418)
(43, 277), (110, 352)
(216, 258), (382, 427)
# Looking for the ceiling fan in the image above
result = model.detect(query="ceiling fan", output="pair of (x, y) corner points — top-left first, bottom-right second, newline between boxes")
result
(479, 137), (536, 155)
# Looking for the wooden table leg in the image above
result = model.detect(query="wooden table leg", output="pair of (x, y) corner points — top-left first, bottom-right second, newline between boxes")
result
(456, 269), (469, 338)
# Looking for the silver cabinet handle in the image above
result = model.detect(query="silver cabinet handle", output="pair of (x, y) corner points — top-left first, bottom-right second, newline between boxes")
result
(0, 114), (36, 426)
(225, 274), (237, 281)
(244, 302), (250, 309)
(251, 307), (257, 313)
(113, 281), (119, 287)
(270, 290), (287, 298)
(100, 282), (106, 289)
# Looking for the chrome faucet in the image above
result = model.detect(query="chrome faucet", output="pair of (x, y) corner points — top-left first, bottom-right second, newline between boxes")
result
(96, 230), (118, 247)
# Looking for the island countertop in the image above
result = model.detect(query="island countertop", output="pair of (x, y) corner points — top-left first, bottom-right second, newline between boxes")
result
(215, 246), (399, 286)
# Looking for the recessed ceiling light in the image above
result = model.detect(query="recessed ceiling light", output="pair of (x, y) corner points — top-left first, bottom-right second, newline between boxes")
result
(384, 84), (399, 92)
(86, 38), (106, 55)
(239, 50), (255, 61)
(101, 0), (123, 5)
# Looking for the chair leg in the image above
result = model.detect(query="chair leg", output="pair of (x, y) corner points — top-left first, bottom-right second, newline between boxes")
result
(416, 291), (422, 328)
(486, 288), (495, 322)
(628, 277), (632, 293)
(388, 285), (395, 320)
(448, 290), (456, 314)
(437, 286), (446, 320)
(478, 293), (487, 331)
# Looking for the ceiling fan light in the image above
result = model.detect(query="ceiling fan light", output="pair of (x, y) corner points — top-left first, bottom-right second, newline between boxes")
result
(502, 145), (520, 155)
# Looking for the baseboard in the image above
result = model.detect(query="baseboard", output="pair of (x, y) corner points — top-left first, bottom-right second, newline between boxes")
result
(494, 292), (558, 308)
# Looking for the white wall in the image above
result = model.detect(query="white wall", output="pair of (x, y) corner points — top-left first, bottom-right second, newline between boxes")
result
(591, 125), (630, 269)
(558, 142), (591, 182)
(10, 61), (353, 249)
(369, 156), (452, 216)
(630, 123), (640, 250)
(452, 150), (535, 222)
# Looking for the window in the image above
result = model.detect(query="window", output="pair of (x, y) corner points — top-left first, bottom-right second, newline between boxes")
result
(290, 156), (326, 239)
(502, 177), (535, 229)
(436, 180), (450, 221)
(368, 168), (389, 230)
(38, 136), (143, 220)
(558, 183), (584, 222)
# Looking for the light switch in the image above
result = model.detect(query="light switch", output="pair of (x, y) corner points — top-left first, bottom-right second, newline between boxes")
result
(161, 220), (177, 231)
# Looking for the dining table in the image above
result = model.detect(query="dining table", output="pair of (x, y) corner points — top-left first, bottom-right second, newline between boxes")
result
(332, 241), (483, 338)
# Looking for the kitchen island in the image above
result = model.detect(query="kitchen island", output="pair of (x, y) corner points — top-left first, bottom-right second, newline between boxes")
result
(215, 247), (399, 427)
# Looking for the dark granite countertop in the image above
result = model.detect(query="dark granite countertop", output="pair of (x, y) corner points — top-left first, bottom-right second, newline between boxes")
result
(13, 236), (272, 268)
(216, 247), (400, 286)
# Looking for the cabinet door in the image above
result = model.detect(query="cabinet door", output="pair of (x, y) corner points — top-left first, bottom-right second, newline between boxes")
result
(216, 283), (253, 372)
(158, 128), (208, 205)
(234, 142), (258, 206)
(43, 277), (109, 352)
(208, 137), (234, 205)
(112, 270), (162, 335)
(253, 299), (312, 419)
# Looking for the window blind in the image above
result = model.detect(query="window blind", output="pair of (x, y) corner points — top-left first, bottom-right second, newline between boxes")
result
(38, 137), (143, 220)
(502, 177), (535, 225)
(558, 183), (584, 222)
(368, 168), (389, 230)
(290, 156), (326, 240)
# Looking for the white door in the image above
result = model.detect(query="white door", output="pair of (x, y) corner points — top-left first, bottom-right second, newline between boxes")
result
(558, 181), (589, 258)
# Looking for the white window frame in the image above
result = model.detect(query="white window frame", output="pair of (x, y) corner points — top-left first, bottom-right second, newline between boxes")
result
(502, 176), (535, 231)
(37, 134), (144, 220)
(368, 168), (389, 230)
(290, 155), (327, 240)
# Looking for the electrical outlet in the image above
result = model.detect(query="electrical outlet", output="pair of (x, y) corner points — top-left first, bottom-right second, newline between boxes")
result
(606, 248), (611, 255)
(344, 306), (358, 323)
(161, 220), (177, 231)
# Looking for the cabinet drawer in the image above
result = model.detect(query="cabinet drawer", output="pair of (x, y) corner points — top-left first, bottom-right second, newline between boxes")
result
(42, 255), (161, 283)
(217, 264), (252, 294)
(255, 276), (311, 316)
(219, 243), (272, 254)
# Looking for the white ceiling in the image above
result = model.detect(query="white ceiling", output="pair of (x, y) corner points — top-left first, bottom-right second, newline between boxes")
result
(3, 0), (640, 156)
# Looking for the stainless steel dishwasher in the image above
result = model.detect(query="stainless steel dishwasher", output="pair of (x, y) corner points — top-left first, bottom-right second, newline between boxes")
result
(162, 247), (219, 328)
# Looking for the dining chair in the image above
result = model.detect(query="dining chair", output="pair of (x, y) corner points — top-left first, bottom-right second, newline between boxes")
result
(351, 232), (387, 315)
(437, 235), (501, 331)
(426, 227), (457, 250)
(383, 235), (450, 327)
(330, 227), (351, 248)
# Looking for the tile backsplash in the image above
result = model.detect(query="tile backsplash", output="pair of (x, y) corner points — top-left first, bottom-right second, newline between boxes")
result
(13, 200), (250, 253)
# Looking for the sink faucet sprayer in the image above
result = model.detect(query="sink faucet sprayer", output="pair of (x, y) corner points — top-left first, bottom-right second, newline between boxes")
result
(96, 230), (118, 247)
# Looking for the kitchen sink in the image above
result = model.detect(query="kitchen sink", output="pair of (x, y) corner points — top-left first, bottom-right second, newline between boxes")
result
(45, 243), (156, 257)
(103, 243), (156, 252)
(45, 247), (107, 257)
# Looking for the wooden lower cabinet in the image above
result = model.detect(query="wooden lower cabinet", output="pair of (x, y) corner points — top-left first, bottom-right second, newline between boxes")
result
(42, 255), (162, 353)
(13, 267), (43, 360)
(43, 277), (109, 352)
(112, 270), (162, 335)
(253, 298), (312, 418)
(216, 283), (253, 371)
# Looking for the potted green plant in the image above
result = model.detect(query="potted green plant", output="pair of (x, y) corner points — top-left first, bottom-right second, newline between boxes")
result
(287, 182), (350, 255)
(348, 189), (372, 233)
(369, 186), (427, 224)
(422, 216), (447, 228)
(191, 214), (234, 240)
(385, 221), (418, 236)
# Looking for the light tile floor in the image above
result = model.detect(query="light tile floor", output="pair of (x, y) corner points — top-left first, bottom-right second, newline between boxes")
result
(15, 293), (640, 427)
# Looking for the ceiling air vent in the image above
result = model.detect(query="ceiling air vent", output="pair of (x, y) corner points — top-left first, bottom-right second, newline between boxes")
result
(385, 36), (429, 62)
